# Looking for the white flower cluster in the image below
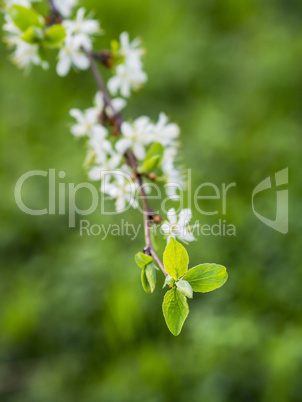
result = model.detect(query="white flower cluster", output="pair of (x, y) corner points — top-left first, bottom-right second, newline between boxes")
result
(2, 0), (82, 72)
(3, 0), (48, 71)
(108, 32), (147, 98)
(57, 7), (100, 76)
(2, 1), (99, 74)
(2, 1), (148, 96)
(69, 90), (184, 210)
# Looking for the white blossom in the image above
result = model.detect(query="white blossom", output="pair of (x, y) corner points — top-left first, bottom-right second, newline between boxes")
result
(165, 173), (185, 200)
(63, 8), (100, 40)
(70, 91), (128, 188)
(88, 130), (114, 165)
(3, 12), (47, 72)
(102, 172), (139, 212)
(108, 63), (147, 98)
(118, 31), (144, 68)
(57, 34), (91, 76)
(70, 107), (104, 137)
(70, 92), (126, 138)
(88, 152), (122, 183)
(162, 147), (185, 200)
(9, 37), (48, 71)
(88, 157), (120, 180)
(149, 113), (180, 146)
(93, 91), (127, 117)
(3, 16), (20, 39)
(116, 116), (151, 160)
(108, 32), (147, 98)
(53, 0), (78, 17)
(161, 208), (195, 243)
(57, 9), (101, 77)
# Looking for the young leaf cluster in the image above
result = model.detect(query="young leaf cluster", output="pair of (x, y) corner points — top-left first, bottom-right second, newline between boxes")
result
(136, 239), (228, 336)
(163, 238), (228, 335)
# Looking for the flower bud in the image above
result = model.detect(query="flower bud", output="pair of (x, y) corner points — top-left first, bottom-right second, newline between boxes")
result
(176, 280), (193, 299)
(162, 274), (175, 289)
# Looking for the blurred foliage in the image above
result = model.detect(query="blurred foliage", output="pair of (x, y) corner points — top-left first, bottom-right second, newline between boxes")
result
(0, 0), (301, 401)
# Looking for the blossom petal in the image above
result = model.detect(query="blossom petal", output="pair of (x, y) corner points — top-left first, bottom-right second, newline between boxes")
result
(120, 122), (133, 138)
(178, 209), (192, 228)
(161, 223), (171, 234)
(167, 208), (177, 225)
(72, 53), (90, 70)
(88, 166), (102, 181)
(108, 76), (121, 95)
(70, 109), (85, 124)
(116, 138), (131, 155)
(57, 54), (71, 76)
(111, 97), (127, 112)
(133, 142), (146, 160)
(70, 124), (87, 137)
(179, 231), (196, 243)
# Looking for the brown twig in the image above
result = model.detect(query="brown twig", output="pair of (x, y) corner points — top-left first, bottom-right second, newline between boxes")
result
(65, 34), (166, 275)
(89, 56), (167, 275)
(47, 0), (166, 275)
(91, 50), (114, 69)
(46, 0), (62, 25)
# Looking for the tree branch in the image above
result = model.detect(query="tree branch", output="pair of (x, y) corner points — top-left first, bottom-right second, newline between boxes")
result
(87, 53), (167, 276)
(47, 0), (62, 25)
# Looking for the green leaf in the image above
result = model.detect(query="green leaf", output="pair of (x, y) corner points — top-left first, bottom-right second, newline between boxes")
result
(146, 263), (157, 293)
(162, 288), (189, 336)
(141, 267), (151, 293)
(110, 40), (124, 65)
(163, 237), (189, 280)
(110, 39), (119, 53)
(141, 155), (161, 173)
(145, 142), (164, 160)
(176, 280), (193, 299)
(9, 5), (43, 32)
(44, 24), (66, 48)
(141, 263), (156, 293)
(150, 226), (160, 251)
(183, 263), (228, 293)
(138, 142), (164, 173)
(20, 26), (43, 44)
(135, 252), (153, 269)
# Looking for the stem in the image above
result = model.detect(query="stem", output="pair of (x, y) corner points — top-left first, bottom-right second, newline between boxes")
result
(87, 52), (124, 130)
(91, 51), (114, 69)
(87, 55), (167, 276)
(48, 0), (57, 12)
(47, 0), (62, 24)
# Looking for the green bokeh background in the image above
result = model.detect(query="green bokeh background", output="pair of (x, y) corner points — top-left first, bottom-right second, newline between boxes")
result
(0, 0), (301, 401)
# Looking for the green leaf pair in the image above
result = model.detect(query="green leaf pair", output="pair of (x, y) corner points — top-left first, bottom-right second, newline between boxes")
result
(135, 252), (157, 294)
(138, 142), (164, 174)
(162, 238), (228, 336)
(9, 6), (66, 48)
